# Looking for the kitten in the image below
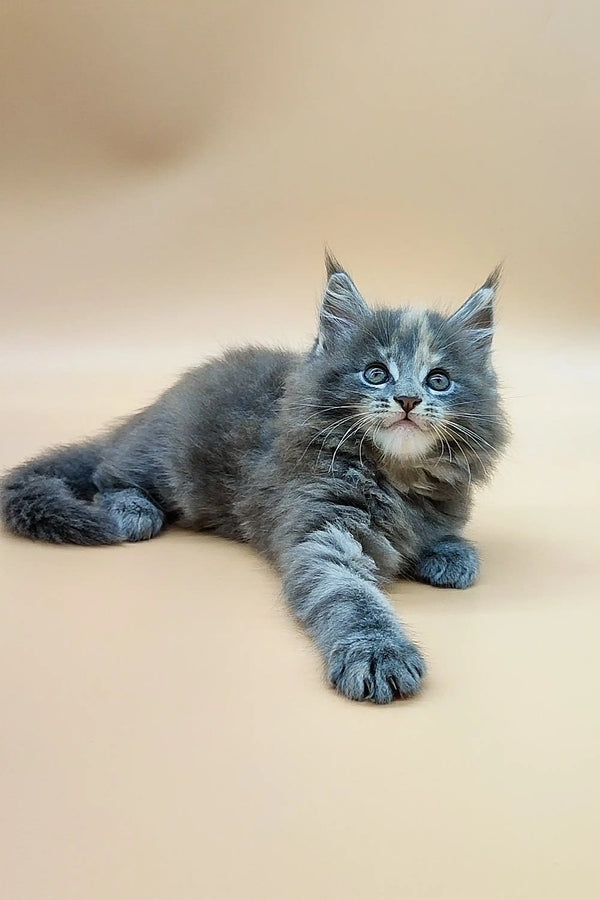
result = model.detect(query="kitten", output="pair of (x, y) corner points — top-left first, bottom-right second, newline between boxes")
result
(1, 256), (508, 703)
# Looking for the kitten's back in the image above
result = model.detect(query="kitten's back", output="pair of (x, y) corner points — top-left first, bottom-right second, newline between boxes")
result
(161, 346), (299, 529)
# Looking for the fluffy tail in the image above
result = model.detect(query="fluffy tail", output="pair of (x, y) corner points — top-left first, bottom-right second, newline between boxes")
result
(0, 442), (121, 545)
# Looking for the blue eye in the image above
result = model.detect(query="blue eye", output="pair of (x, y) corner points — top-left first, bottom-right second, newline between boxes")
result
(363, 364), (390, 385)
(426, 369), (451, 391)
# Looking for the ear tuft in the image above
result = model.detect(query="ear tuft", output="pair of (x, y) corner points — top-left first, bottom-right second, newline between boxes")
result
(324, 248), (345, 280)
(449, 266), (502, 349)
(482, 263), (503, 291)
(317, 255), (369, 351)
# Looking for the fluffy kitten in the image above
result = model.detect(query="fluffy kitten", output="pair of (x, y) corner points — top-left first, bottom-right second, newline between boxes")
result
(1, 256), (508, 703)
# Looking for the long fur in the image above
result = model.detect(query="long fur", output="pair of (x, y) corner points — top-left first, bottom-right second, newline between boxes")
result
(1, 260), (508, 702)
(0, 442), (121, 544)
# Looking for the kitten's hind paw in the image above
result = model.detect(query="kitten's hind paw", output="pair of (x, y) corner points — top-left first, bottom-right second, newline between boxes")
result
(415, 536), (479, 589)
(97, 489), (164, 542)
(327, 633), (426, 704)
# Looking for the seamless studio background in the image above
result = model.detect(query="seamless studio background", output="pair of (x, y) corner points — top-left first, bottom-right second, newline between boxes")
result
(1, 3), (599, 899)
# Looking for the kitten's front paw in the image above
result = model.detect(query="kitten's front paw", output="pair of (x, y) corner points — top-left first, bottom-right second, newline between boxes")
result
(327, 633), (426, 704)
(415, 536), (479, 589)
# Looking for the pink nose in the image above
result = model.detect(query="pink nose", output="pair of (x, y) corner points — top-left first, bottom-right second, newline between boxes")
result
(394, 395), (422, 413)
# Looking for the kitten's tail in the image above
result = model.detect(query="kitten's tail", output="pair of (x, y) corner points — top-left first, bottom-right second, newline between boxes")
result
(0, 441), (121, 545)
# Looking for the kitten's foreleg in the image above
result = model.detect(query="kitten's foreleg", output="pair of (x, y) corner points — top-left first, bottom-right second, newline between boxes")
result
(414, 535), (479, 589)
(281, 523), (425, 703)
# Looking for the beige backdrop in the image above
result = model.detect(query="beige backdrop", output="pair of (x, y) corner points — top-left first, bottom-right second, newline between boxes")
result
(1, 3), (599, 899)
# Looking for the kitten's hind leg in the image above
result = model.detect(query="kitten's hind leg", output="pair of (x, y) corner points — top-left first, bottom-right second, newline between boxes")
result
(96, 489), (165, 542)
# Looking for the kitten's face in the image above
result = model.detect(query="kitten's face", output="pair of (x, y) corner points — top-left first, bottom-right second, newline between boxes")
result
(309, 263), (506, 470)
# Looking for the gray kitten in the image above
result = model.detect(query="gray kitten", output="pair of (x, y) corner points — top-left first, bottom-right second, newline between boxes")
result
(1, 256), (508, 703)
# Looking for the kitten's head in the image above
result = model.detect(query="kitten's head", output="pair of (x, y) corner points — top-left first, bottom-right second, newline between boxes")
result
(300, 254), (508, 478)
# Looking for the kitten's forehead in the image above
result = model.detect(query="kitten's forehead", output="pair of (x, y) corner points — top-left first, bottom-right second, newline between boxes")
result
(370, 308), (438, 368)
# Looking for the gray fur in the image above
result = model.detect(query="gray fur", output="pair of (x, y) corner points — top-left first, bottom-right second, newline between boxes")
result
(0, 258), (509, 703)
(414, 536), (479, 589)
(96, 489), (165, 542)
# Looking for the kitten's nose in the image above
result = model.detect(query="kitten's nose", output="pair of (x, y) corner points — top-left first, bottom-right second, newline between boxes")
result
(394, 395), (422, 413)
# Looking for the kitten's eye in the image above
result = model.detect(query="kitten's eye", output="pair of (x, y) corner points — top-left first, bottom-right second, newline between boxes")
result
(425, 369), (451, 391)
(363, 364), (390, 385)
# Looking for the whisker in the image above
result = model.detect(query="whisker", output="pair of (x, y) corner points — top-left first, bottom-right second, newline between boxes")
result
(329, 415), (375, 473)
(295, 412), (367, 467)
(358, 419), (375, 466)
(443, 420), (497, 453)
(315, 413), (372, 466)
(451, 433), (473, 488)
(447, 409), (502, 420)
(429, 420), (452, 467)
(442, 422), (491, 479)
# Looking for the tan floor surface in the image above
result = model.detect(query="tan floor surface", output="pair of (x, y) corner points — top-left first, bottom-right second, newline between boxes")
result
(1, 3), (599, 898)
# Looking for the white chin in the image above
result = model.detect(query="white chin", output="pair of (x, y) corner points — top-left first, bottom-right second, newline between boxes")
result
(372, 424), (435, 461)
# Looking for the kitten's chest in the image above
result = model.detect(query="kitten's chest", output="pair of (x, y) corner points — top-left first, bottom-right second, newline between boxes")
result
(366, 463), (470, 549)
(381, 457), (466, 502)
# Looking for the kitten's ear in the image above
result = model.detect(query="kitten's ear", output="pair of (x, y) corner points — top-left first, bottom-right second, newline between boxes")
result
(449, 265), (502, 350)
(317, 253), (369, 351)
